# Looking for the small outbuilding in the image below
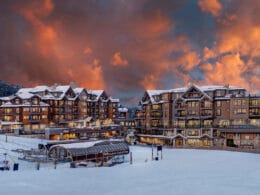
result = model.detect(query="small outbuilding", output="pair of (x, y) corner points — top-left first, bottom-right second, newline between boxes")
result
(48, 140), (129, 163)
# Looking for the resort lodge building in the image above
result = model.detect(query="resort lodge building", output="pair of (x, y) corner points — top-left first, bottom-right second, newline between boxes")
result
(135, 84), (260, 149)
(0, 83), (119, 132)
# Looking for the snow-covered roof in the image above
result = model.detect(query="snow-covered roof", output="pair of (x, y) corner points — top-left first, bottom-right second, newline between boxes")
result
(55, 140), (103, 149)
(170, 87), (187, 93)
(41, 94), (55, 100)
(0, 95), (16, 101)
(199, 85), (244, 91)
(118, 107), (128, 112)
(0, 102), (20, 108)
(146, 90), (168, 104)
(88, 90), (104, 97)
(30, 85), (50, 93)
(110, 97), (120, 103)
(16, 92), (36, 99)
(141, 84), (246, 105)
(87, 90), (105, 102)
(52, 85), (70, 93)
(73, 87), (84, 95)
(17, 88), (33, 94)
(6, 84), (119, 104)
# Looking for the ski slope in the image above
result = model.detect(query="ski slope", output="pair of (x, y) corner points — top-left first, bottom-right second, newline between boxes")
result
(0, 135), (260, 195)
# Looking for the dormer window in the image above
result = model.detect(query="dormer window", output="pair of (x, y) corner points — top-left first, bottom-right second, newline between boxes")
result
(32, 98), (39, 105)
(82, 95), (87, 100)
(216, 90), (224, 97)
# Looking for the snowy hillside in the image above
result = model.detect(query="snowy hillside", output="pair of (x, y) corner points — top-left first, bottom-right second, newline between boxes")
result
(0, 135), (260, 195)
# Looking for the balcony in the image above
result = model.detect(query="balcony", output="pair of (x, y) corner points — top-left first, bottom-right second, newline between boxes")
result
(29, 119), (41, 123)
(186, 125), (201, 129)
(201, 107), (213, 110)
(3, 112), (14, 116)
(175, 106), (186, 110)
(30, 111), (42, 115)
(249, 113), (260, 118)
(249, 104), (260, 108)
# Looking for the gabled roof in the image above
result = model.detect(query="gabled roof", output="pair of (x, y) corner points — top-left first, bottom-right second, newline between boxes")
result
(145, 90), (168, 104)
(182, 84), (213, 101)
(17, 88), (33, 94)
(0, 95), (16, 101)
(53, 85), (70, 93)
(89, 90), (104, 97)
(88, 90), (105, 101)
(50, 85), (76, 100)
(73, 87), (85, 95)
(30, 85), (50, 93)
(16, 92), (38, 100)
(109, 97), (119, 103)
(0, 101), (20, 108)
(41, 94), (55, 100)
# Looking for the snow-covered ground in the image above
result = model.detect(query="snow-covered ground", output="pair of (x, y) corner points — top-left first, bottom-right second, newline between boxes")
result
(0, 135), (260, 195)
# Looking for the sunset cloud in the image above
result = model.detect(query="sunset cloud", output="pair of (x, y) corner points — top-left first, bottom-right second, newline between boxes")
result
(202, 53), (248, 88)
(0, 0), (259, 106)
(110, 52), (128, 67)
(198, 0), (222, 17)
(84, 47), (93, 56)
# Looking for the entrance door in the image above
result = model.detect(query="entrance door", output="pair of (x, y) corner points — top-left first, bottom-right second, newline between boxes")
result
(226, 139), (234, 147)
(175, 138), (183, 147)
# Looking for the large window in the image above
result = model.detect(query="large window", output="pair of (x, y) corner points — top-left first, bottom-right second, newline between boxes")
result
(218, 120), (230, 127)
(203, 120), (212, 127)
(216, 109), (221, 116)
(233, 108), (246, 114)
(4, 116), (12, 121)
(16, 108), (20, 114)
(188, 101), (199, 108)
(187, 120), (200, 128)
(187, 130), (199, 136)
(232, 119), (246, 125)
(250, 108), (260, 115)
(174, 120), (185, 128)
(216, 101), (221, 107)
(151, 104), (161, 110)
(216, 90), (224, 97)
(151, 120), (160, 127)
(188, 110), (198, 115)
(203, 101), (212, 108)
(250, 99), (260, 106)
(233, 99), (246, 106)
(5, 108), (12, 114)
(32, 98), (39, 105)
(250, 119), (260, 126)
(23, 115), (29, 120)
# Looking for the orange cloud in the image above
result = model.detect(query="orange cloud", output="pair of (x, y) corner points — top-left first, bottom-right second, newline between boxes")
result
(18, 0), (58, 56)
(176, 51), (200, 71)
(84, 47), (93, 55)
(198, 0), (222, 17)
(200, 1), (260, 94)
(68, 63), (105, 89)
(110, 52), (128, 67)
(250, 76), (260, 92)
(202, 53), (249, 88)
(140, 74), (157, 90)
(203, 47), (215, 60)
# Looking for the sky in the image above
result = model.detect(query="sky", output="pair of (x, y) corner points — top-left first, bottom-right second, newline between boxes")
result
(0, 0), (260, 106)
